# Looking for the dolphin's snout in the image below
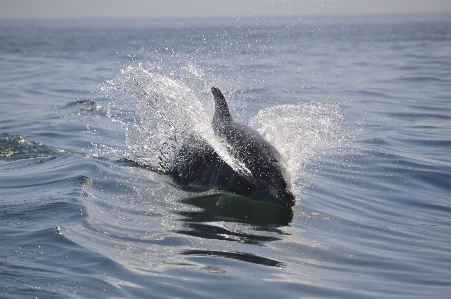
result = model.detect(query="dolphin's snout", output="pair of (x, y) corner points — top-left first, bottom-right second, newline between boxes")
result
(280, 190), (296, 207)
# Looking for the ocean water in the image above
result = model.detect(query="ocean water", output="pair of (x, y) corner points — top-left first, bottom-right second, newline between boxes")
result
(1, 14), (450, 298)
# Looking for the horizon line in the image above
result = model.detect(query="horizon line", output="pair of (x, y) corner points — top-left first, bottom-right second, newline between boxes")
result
(2, 0), (451, 20)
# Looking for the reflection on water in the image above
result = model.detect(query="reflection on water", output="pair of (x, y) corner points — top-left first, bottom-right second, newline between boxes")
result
(176, 222), (280, 244)
(174, 193), (293, 268)
(176, 193), (293, 228)
(182, 249), (287, 268)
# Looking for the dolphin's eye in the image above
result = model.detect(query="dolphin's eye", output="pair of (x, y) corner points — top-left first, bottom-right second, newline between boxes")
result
(270, 159), (278, 163)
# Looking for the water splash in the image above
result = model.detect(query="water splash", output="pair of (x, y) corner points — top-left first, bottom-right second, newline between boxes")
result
(250, 103), (345, 189)
(100, 63), (252, 178)
(96, 61), (346, 193)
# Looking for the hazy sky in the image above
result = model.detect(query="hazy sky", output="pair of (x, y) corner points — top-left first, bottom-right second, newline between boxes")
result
(1, 0), (450, 20)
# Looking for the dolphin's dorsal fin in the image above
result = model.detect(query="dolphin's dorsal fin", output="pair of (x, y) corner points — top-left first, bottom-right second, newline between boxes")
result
(211, 87), (232, 126)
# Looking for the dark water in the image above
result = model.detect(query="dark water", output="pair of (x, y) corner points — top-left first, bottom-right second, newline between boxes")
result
(1, 15), (451, 298)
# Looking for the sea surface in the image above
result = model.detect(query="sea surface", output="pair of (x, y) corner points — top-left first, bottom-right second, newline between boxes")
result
(1, 14), (450, 298)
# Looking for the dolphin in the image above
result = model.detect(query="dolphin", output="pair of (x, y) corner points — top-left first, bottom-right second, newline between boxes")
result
(170, 87), (295, 207)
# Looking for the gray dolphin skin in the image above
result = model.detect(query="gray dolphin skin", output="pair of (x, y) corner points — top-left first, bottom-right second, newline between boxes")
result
(171, 87), (295, 207)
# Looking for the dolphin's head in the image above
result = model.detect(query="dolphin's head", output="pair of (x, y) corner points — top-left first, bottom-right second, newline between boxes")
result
(252, 158), (296, 207)
(271, 183), (296, 208)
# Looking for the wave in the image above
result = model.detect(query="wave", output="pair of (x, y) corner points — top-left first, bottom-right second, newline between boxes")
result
(0, 134), (68, 160)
